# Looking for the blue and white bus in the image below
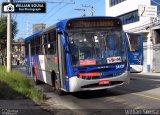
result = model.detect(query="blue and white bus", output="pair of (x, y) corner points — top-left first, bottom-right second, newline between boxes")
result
(25, 17), (130, 94)
(126, 32), (143, 72)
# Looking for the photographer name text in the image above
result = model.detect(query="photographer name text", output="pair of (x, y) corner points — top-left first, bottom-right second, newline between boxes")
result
(15, 3), (44, 8)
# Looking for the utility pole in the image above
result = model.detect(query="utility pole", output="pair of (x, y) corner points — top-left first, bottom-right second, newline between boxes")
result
(7, 0), (12, 72)
(91, 6), (95, 16)
(147, 18), (154, 73)
(75, 8), (86, 16)
(82, 5), (95, 16)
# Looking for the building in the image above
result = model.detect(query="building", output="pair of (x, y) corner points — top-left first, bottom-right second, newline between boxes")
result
(105, 0), (160, 72)
(33, 23), (46, 33)
(12, 38), (25, 65)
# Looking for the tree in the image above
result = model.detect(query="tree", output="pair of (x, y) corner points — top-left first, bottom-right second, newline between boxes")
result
(0, 16), (18, 66)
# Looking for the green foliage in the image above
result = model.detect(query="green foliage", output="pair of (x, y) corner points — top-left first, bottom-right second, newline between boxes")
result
(0, 16), (18, 40)
(0, 66), (45, 102)
(0, 17), (18, 65)
(0, 17), (7, 39)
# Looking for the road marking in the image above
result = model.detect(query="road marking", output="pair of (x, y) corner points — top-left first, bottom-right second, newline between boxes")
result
(114, 89), (160, 102)
(132, 93), (160, 101)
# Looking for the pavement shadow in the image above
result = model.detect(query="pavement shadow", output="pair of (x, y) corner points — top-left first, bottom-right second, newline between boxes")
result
(0, 81), (26, 99)
(70, 89), (123, 99)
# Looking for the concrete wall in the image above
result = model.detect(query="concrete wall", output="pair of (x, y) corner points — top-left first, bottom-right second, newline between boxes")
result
(143, 38), (160, 73)
(152, 44), (160, 72)
(143, 42), (147, 72)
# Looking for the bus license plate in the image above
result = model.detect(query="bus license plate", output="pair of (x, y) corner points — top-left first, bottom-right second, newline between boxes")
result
(99, 80), (110, 85)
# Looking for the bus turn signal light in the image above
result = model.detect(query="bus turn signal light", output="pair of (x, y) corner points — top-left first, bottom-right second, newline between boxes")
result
(78, 72), (102, 78)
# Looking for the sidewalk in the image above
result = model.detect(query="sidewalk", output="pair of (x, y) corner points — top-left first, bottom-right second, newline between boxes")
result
(0, 99), (51, 115)
(131, 72), (160, 79)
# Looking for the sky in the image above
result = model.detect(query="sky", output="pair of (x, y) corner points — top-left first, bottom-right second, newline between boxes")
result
(2, 0), (106, 40)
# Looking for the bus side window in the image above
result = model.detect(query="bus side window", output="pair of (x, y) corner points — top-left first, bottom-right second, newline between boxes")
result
(25, 43), (29, 55)
(42, 34), (48, 54)
(44, 44), (48, 54)
(36, 46), (40, 55)
(31, 38), (35, 47)
(41, 35), (46, 55)
(31, 47), (35, 55)
(31, 38), (35, 55)
(48, 30), (56, 55)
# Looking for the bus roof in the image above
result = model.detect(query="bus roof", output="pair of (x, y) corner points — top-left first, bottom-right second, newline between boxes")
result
(25, 16), (121, 42)
(25, 30), (43, 43)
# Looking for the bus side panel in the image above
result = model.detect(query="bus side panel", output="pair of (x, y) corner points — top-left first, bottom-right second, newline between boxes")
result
(33, 55), (44, 82)
(25, 55), (31, 76)
(31, 54), (55, 85)
(45, 54), (59, 85)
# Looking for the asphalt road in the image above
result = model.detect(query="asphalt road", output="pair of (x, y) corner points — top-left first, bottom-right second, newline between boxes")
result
(36, 74), (160, 115)
(15, 66), (160, 115)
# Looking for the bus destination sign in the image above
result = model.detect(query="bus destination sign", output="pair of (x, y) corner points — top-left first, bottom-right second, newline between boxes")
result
(67, 19), (121, 29)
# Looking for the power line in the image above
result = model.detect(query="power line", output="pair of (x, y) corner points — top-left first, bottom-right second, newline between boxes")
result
(42, 1), (75, 24)
(38, 0), (65, 23)
(45, 3), (68, 24)
(46, 1), (75, 4)
(45, 0), (101, 24)
(39, 0), (75, 23)
(38, 4), (61, 23)
(59, 0), (91, 18)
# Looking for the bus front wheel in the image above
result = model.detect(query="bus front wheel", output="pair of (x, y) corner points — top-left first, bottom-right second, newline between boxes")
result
(53, 75), (64, 95)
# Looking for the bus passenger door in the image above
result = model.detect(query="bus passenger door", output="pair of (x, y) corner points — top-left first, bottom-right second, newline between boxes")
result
(57, 34), (67, 90)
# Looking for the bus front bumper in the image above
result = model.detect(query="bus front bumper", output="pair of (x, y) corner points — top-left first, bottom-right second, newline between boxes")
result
(69, 71), (130, 92)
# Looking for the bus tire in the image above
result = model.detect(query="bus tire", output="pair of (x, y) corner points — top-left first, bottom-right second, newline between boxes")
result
(55, 79), (65, 95)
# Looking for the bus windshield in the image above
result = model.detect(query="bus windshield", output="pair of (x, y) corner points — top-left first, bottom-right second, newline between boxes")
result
(68, 30), (126, 67)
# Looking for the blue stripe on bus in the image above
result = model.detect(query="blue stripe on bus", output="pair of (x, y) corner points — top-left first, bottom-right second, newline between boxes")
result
(72, 64), (127, 78)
